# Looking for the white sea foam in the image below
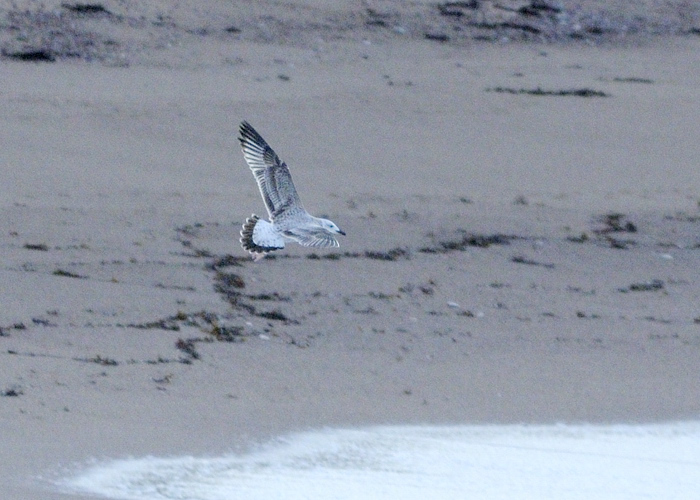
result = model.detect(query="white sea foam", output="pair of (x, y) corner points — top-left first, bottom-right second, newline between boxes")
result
(61, 422), (700, 500)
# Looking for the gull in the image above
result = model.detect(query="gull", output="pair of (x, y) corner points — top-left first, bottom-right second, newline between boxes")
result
(238, 121), (345, 261)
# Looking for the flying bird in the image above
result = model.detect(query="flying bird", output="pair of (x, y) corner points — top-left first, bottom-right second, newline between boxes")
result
(238, 121), (345, 261)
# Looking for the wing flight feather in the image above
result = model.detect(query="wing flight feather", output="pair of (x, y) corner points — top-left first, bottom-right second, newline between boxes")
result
(239, 122), (304, 219)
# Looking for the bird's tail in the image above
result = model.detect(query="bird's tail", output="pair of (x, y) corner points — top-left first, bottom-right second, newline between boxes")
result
(240, 215), (284, 260)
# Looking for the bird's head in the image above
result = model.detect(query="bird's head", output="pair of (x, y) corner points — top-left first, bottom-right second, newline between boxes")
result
(319, 218), (346, 236)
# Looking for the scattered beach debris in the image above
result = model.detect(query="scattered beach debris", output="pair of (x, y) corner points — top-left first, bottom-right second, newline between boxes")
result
(420, 233), (515, 254)
(152, 374), (173, 385)
(424, 32), (450, 42)
(61, 3), (113, 15)
(307, 252), (342, 260)
(595, 213), (638, 233)
(603, 236), (636, 249)
(247, 293), (291, 301)
(576, 311), (601, 319)
(437, 2), (478, 18)
(207, 254), (246, 269)
(664, 212), (700, 223)
(398, 280), (437, 296)
(2, 49), (56, 62)
(434, 0), (564, 37)
(566, 233), (589, 243)
(212, 268), (296, 322)
(1, 7), (121, 62)
(364, 248), (409, 261)
(643, 316), (672, 324)
(178, 239), (213, 258)
(513, 195), (529, 205)
(611, 77), (654, 84)
(123, 319), (180, 331)
(23, 243), (50, 251)
(215, 271), (246, 290)
(365, 7), (391, 27)
(145, 356), (177, 365)
(77, 354), (119, 366)
(175, 338), (200, 362)
(486, 87), (610, 97)
(511, 255), (555, 268)
(209, 323), (245, 342)
(619, 279), (665, 293)
(168, 313), (249, 359)
(457, 310), (476, 317)
(0, 322), (28, 337)
(32, 318), (57, 327)
(490, 282), (511, 288)
(255, 310), (289, 321)
(52, 269), (86, 279)
(591, 213), (638, 249)
(0, 2), (696, 68)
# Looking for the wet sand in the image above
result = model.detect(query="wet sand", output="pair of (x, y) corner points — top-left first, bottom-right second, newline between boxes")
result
(1, 2), (700, 498)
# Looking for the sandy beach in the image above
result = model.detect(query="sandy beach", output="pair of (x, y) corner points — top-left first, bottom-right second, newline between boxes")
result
(1, 1), (700, 498)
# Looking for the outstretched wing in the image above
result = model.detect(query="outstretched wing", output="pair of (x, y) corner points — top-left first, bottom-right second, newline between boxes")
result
(239, 121), (304, 219)
(284, 227), (340, 248)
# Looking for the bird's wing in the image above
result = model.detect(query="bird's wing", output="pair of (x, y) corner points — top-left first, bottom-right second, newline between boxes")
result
(239, 121), (304, 219)
(284, 227), (339, 248)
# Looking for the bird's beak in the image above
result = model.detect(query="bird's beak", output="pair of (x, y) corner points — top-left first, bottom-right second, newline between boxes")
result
(338, 229), (346, 236)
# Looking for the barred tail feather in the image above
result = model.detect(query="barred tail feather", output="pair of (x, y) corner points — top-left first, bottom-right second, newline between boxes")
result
(240, 215), (284, 259)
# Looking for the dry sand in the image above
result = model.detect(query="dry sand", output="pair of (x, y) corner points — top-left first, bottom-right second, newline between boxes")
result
(1, 1), (700, 498)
